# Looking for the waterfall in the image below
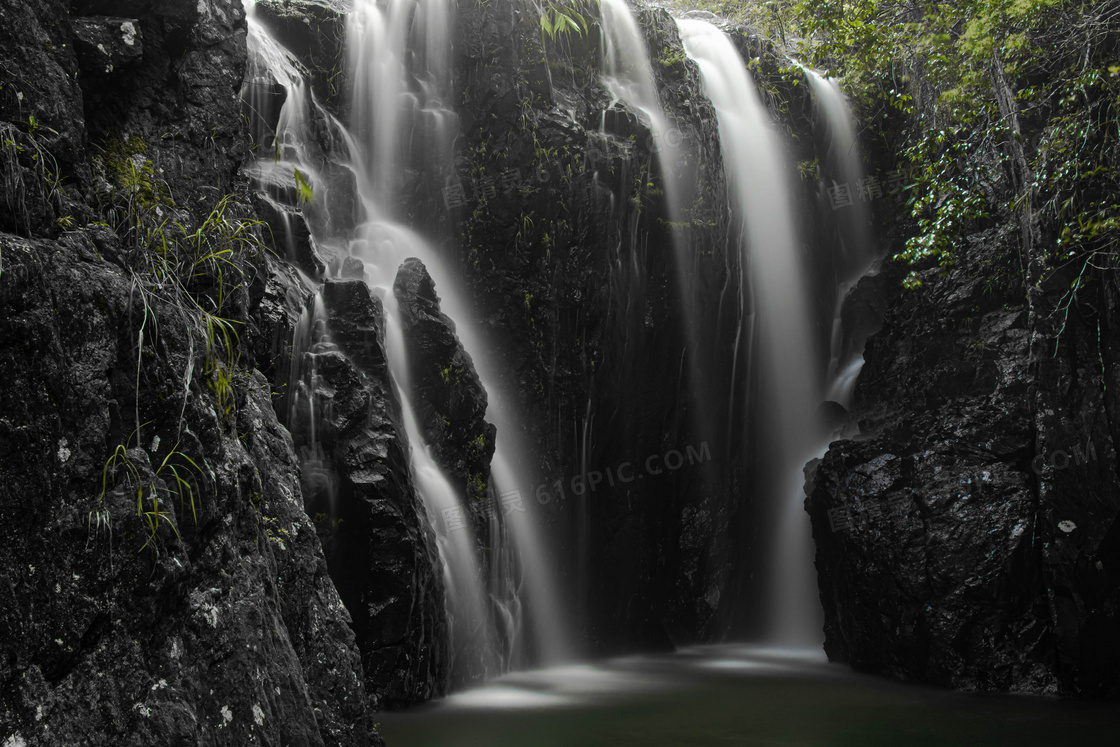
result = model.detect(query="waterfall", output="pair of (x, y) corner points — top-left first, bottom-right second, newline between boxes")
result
(801, 68), (874, 282)
(677, 19), (824, 646)
(800, 67), (878, 410)
(599, 0), (700, 357)
(243, 0), (572, 686)
(382, 289), (507, 679)
(597, 3), (729, 633)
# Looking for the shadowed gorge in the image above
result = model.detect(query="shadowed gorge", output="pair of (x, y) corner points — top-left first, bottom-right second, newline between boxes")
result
(1, 0), (1118, 744)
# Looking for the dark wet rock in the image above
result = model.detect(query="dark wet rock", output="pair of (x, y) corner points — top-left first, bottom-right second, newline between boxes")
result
(836, 269), (891, 373)
(0, 231), (383, 745)
(254, 0), (349, 109)
(807, 226), (1120, 696)
(74, 0), (250, 211)
(71, 17), (144, 77)
(818, 401), (848, 433)
(248, 251), (314, 412)
(393, 257), (496, 515)
(71, 1), (199, 36)
(341, 255), (367, 280)
(0, 0), (86, 235)
(256, 197), (328, 279)
(291, 279), (449, 709)
(0, 0), (394, 740)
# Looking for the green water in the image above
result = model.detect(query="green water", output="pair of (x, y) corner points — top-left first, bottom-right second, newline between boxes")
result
(377, 646), (1118, 746)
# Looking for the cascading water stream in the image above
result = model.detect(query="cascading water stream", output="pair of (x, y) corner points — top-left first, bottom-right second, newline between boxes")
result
(677, 19), (823, 646)
(244, 0), (573, 683)
(799, 66), (878, 410)
(600, 0), (677, 169)
(800, 67), (874, 281)
(247, 0), (885, 681)
(346, 218), (574, 668)
(381, 298), (505, 679)
(599, 0), (700, 353)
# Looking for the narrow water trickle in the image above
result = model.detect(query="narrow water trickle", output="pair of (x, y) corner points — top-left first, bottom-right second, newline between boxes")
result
(599, 0), (702, 366)
(800, 66), (879, 410)
(800, 67), (875, 281)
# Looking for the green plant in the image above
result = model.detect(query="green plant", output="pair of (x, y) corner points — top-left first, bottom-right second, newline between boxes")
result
(539, 0), (591, 42)
(100, 442), (177, 554)
(115, 193), (260, 434)
(156, 441), (204, 524)
(293, 167), (314, 205)
(779, 0), (1119, 304)
(1, 120), (63, 234)
(468, 471), (487, 497)
(96, 428), (203, 556)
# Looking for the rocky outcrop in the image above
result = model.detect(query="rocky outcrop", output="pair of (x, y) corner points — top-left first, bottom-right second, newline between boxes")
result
(0, 0), (391, 742)
(393, 257), (496, 522)
(0, 230), (381, 745)
(73, 0), (251, 212)
(253, 0), (349, 110)
(289, 279), (449, 709)
(807, 221), (1120, 696)
(0, 0), (86, 236)
(71, 16), (144, 79)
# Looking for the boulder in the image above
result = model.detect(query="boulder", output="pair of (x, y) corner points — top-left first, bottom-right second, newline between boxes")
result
(393, 258), (496, 515)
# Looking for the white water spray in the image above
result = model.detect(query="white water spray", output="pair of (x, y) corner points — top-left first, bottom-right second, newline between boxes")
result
(245, 0), (573, 682)
(678, 19), (823, 646)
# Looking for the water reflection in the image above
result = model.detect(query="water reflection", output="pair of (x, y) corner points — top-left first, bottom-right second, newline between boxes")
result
(380, 645), (1120, 746)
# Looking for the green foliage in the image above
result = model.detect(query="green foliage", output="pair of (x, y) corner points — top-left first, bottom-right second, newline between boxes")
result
(1, 120), (63, 234)
(796, 158), (819, 181)
(468, 471), (487, 498)
(87, 139), (268, 554)
(114, 194), (260, 432)
(155, 441), (203, 525)
(779, 0), (1120, 294)
(293, 167), (314, 205)
(96, 136), (168, 210)
(98, 433), (203, 555)
(539, 0), (594, 42)
(439, 365), (463, 385)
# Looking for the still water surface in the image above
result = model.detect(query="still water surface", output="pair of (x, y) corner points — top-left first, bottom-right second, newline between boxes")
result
(379, 646), (1118, 746)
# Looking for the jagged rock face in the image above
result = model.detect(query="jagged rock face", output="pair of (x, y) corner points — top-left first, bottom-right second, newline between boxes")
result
(807, 226), (1120, 696)
(291, 279), (449, 709)
(253, 0), (349, 110)
(72, 0), (250, 212)
(0, 233), (381, 746)
(0, 0), (389, 742)
(71, 16), (144, 79)
(249, 253), (314, 406)
(0, 0), (86, 235)
(393, 257), (496, 516)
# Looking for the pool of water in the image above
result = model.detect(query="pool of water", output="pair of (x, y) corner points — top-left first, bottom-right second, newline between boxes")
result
(377, 645), (1119, 746)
